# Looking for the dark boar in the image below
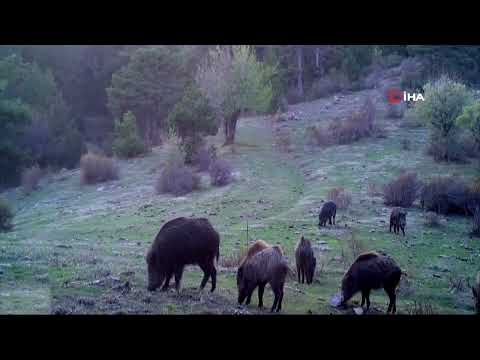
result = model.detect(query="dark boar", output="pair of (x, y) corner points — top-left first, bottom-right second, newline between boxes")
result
(472, 272), (480, 315)
(146, 217), (220, 293)
(389, 208), (407, 236)
(237, 246), (289, 313)
(295, 236), (316, 284)
(319, 201), (336, 227)
(340, 251), (402, 314)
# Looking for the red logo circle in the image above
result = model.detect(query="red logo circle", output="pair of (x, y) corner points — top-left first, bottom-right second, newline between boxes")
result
(387, 88), (403, 105)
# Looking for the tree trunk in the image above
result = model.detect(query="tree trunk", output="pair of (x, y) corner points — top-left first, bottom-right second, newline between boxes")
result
(223, 110), (241, 146)
(296, 46), (304, 98)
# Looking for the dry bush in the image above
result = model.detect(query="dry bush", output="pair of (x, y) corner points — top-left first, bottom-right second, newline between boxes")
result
(209, 158), (233, 187)
(192, 145), (217, 172)
(426, 137), (467, 163)
(343, 232), (368, 266)
(367, 182), (383, 197)
(274, 128), (293, 153)
(471, 205), (480, 237)
(328, 97), (378, 145)
(21, 165), (43, 194)
(219, 248), (247, 268)
(328, 187), (352, 210)
(420, 176), (474, 215)
(80, 153), (119, 185)
(383, 172), (421, 207)
(305, 125), (332, 147)
(156, 152), (200, 196)
(401, 138), (411, 151)
(306, 70), (350, 100)
(406, 301), (436, 315)
(447, 275), (468, 294)
(424, 211), (441, 227)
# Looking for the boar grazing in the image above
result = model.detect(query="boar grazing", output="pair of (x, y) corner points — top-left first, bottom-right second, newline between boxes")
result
(319, 201), (336, 227)
(472, 272), (480, 314)
(239, 239), (270, 268)
(146, 217), (220, 293)
(390, 208), (407, 236)
(237, 246), (289, 312)
(295, 236), (316, 284)
(340, 251), (402, 314)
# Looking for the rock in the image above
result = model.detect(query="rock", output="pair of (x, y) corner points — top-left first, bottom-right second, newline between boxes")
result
(353, 307), (364, 315)
(330, 293), (343, 307)
(97, 186), (104, 192)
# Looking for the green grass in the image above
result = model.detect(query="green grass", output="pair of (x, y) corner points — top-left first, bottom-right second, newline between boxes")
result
(0, 105), (479, 314)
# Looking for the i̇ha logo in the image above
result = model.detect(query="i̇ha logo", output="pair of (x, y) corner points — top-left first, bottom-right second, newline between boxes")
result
(387, 88), (424, 104)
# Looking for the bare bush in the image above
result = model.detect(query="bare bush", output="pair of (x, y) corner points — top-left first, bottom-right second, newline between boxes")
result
(401, 138), (411, 151)
(406, 301), (436, 315)
(305, 125), (332, 147)
(21, 165), (43, 194)
(383, 172), (420, 207)
(219, 249), (247, 268)
(274, 128), (293, 153)
(420, 176), (473, 215)
(209, 158), (233, 187)
(426, 137), (467, 163)
(343, 232), (368, 265)
(424, 212), (441, 227)
(192, 145), (217, 172)
(367, 182), (383, 197)
(471, 205), (480, 237)
(156, 155), (200, 196)
(80, 153), (119, 185)
(327, 187), (352, 210)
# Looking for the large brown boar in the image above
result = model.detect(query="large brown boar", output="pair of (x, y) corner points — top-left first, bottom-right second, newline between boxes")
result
(389, 208), (407, 236)
(472, 272), (480, 314)
(340, 251), (402, 314)
(237, 246), (289, 313)
(319, 201), (336, 227)
(295, 236), (316, 284)
(146, 217), (220, 293)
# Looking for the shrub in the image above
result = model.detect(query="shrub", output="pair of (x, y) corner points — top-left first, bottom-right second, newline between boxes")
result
(415, 75), (473, 162)
(305, 125), (332, 147)
(274, 128), (292, 153)
(209, 158), (233, 187)
(457, 100), (480, 151)
(112, 111), (146, 159)
(192, 145), (213, 172)
(426, 137), (467, 163)
(328, 187), (352, 210)
(329, 96), (377, 145)
(0, 198), (14, 231)
(219, 249), (247, 268)
(424, 212), (441, 227)
(80, 153), (119, 185)
(306, 69), (349, 100)
(471, 205), (480, 237)
(156, 153), (200, 196)
(420, 176), (473, 215)
(401, 138), (411, 151)
(383, 172), (420, 207)
(400, 58), (426, 91)
(21, 165), (42, 194)
(406, 301), (436, 315)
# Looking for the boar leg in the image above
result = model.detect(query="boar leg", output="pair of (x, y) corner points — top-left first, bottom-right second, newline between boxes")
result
(385, 287), (396, 314)
(174, 266), (184, 292)
(333, 211), (336, 225)
(161, 271), (173, 291)
(401, 226), (405, 236)
(301, 266), (305, 284)
(198, 262), (211, 291)
(297, 265), (301, 283)
(258, 282), (266, 308)
(277, 287), (284, 312)
(210, 265), (217, 293)
(328, 216), (332, 226)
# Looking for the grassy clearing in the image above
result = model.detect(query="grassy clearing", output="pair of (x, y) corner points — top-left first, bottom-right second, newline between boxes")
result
(1, 92), (479, 314)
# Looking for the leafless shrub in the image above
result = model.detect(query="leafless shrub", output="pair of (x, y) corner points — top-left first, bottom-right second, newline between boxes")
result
(424, 211), (441, 227)
(219, 248), (247, 268)
(328, 187), (352, 210)
(21, 165), (43, 194)
(406, 301), (436, 315)
(420, 176), (473, 215)
(80, 153), (119, 185)
(156, 148), (200, 196)
(447, 275), (468, 294)
(305, 125), (332, 147)
(209, 158), (233, 187)
(274, 128), (293, 153)
(383, 172), (421, 207)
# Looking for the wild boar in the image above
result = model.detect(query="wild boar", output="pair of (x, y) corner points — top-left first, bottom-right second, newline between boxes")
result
(340, 251), (402, 314)
(319, 201), (337, 227)
(146, 217), (220, 293)
(390, 208), (407, 236)
(237, 246), (289, 313)
(295, 236), (316, 284)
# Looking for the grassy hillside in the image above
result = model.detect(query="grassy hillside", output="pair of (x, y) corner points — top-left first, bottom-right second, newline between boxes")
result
(1, 90), (479, 314)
